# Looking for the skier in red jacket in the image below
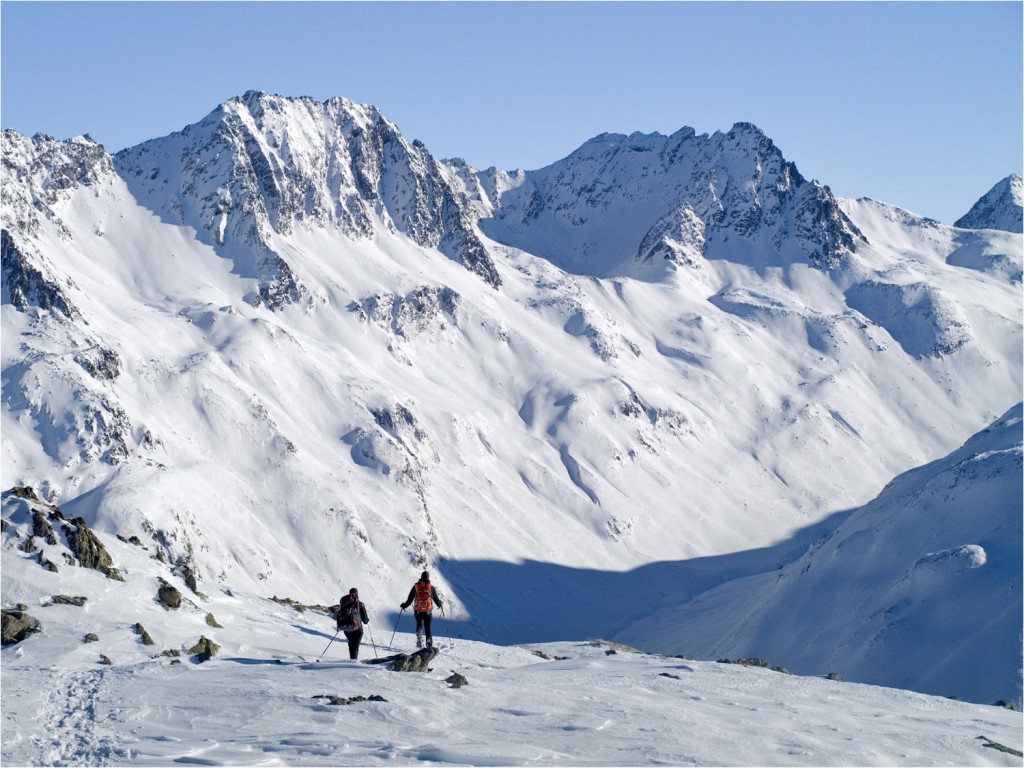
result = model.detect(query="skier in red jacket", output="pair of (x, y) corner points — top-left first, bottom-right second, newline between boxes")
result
(400, 571), (443, 648)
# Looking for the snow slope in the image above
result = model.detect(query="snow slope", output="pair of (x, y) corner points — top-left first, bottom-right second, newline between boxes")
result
(2, 93), (1021, 712)
(1, 504), (1021, 767)
(619, 405), (1024, 707)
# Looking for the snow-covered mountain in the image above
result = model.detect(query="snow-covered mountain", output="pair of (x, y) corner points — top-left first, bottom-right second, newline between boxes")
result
(955, 174), (1023, 233)
(2, 92), (1021, 708)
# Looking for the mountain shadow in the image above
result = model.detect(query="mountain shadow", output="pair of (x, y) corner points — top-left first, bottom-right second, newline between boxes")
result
(421, 507), (855, 648)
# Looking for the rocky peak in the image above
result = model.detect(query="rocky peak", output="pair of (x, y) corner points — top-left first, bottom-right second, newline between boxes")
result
(478, 121), (865, 276)
(114, 92), (501, 302)
(2, 130), (114, 241)
(0, 131), (113, 318)
(955, 175), (1023, 233)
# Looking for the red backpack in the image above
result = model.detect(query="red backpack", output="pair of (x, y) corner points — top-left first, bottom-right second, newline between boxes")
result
(413, 581), (433, 612)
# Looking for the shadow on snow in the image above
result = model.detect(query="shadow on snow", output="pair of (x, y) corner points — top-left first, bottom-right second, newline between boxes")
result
(380, 507), (856, 649)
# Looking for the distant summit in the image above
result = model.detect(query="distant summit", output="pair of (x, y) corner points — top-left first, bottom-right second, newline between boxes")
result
(955, 174), (1023, 233)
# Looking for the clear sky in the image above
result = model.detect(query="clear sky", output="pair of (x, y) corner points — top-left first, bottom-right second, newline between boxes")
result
(2, 1), (1021, 224)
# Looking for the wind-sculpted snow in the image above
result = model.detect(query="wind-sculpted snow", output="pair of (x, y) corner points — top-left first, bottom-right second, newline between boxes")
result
(1, 92), (1022, 710)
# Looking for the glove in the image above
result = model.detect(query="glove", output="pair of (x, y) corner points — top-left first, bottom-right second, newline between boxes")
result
(400, 602), (408, 610)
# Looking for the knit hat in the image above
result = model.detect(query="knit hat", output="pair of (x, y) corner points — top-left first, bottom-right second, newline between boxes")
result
(420, 571), (430, 581)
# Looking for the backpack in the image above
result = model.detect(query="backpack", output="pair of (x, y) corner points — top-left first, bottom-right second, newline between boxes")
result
(413, 581), (433, 612)
(338, 596), (362, 631)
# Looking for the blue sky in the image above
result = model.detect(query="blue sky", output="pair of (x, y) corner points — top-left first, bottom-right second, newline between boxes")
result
(2, 1), (1021, 223)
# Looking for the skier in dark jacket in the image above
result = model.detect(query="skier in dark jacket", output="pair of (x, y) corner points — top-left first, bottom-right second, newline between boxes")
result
(337, 587), (370, 659)
(400, 571), (443, 648)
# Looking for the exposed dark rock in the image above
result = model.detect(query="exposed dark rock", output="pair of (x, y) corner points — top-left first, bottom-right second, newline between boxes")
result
(445, 672), (469, 688)
(365, 646), (440, 672)
(183, 564), (199, 594)
(188, 635), (219, 662)
(157, 579), (182, 609)
(312, 694), (351, 706)
(133, 623), (155, 645)
(1, 229), (77, 317)
(994, 700), (1017, 711)
(530, 650), (570, 661)
(205, 613), (222, 628)
(99, 655), (112, 665)
(826, 672), (843, 682)
(312, 694), (388, 706)
(978, 736), (1023, 757)
(83, 633), (99, 643)
(74, 346), (122, 381)
(1, 609), (40, 645)
(32, 509), (56, 543)
(36, 552), (57, 572)
(50, 595), (87, 606)
(269, 595), (332, 615)
(7, 486), (41, 502)
(63, 517), (122, 580)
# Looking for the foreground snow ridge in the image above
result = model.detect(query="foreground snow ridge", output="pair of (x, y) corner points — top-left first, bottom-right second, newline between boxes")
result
(3, 626), (1021, 766)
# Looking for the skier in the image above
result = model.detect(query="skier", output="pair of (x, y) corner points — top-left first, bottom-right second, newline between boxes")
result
(336, 587), (370, 659)
(400, 571), (444, 648)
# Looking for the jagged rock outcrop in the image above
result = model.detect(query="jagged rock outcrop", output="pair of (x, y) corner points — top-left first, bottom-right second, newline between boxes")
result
(157, 579), (183, 609)
(63, 517), (123, 580)
(189, 635), (220, 662)
(349, 284), (461, 341)
(2, 609), (41, 645)
(364, 646), (440, 672)
(1, 229), (77, 317)
(1, 130), (112, 239)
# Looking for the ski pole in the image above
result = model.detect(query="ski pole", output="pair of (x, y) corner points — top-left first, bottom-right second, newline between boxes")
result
(440, 606), (454, 650)
(389, 607), (405, 648)
(368, 624), (379, 657)
(316, 630), (339, 662)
